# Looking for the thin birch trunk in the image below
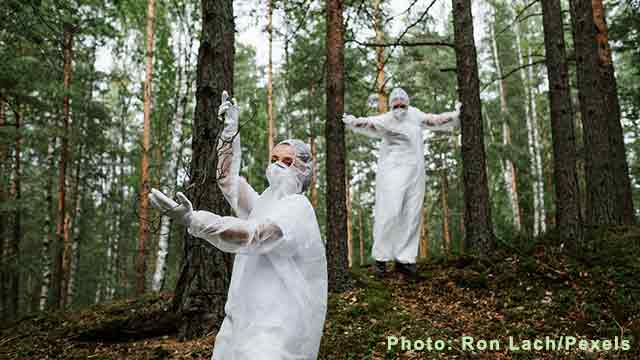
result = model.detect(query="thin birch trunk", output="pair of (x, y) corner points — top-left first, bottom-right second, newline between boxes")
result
(39, 141), (55, 310)
(152, 103), (183, 293)
(513, 6), (544, 236)
(528, 48), (546, 233)
(490, 20), (522, 231)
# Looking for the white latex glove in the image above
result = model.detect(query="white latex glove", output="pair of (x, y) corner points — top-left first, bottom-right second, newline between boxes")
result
(149, 188), (193, 226)
(342, 113), (356, 125)
(218, 90), (239, 129)
(455, 101), (462, 114)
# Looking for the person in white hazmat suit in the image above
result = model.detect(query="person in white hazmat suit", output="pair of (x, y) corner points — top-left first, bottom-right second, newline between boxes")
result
(343, 87), (460, 278)
(148, 91), (327, 360)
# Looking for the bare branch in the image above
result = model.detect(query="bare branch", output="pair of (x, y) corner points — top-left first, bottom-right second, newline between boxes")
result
(480, 59), (546, 93)
(497, 0), (540, 36)
(382, 0), (421, 26)
(348, 39), (454, 48)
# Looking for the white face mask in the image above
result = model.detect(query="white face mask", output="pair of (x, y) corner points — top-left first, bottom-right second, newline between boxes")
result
(392, 107), (408, 120)
(266, 161), (302, 195)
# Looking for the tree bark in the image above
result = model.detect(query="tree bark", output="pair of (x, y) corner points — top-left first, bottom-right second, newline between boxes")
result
(452, 0), (495, 255)
(541, 0), (583, 245)
(53, 24), (73, 310)
(325, 0), (351, 292)
(267, 0), (275, 153)
(171, 0), (235, 340)
(420, 196), (430, 259)
(309, 83), (318, 209)
(346, 177), (353, 268)
(591, 0), (635, 224)
(65, 143), (83, 307)
(569, 0), (616, 225)
(0, 96), (6, 320)
(373, 0), (388, 113)
(358, 208), (365, 266)
(542, 0), (583, 239)
(441, 159), (451, 255)
(8, 106), (22, 319)
(137, 0), (157, 295)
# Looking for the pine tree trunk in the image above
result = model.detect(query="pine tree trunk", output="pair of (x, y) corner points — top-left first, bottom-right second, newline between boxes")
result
(591, 0), (635, 224)
(308, 83), (318, 209)
(346, 177), (353, 268)
(309, 133), (318, 208)
(65, 147), (83, 307)
(171, 0), (235, 340)
(137, 0), (157, 295)
(420, 195), (429, 259)
(0, 97), (5, 320)
(452, 0), (494, 255)
(569, 0), (616, 225)
(8, 106), (22, 319)
(441, 161), (451, 256)
(326, 0), (351, 292)
(359, 208), (365, 266)
(489, 21), (522, 231)
(267, 0), (275, 153)
(53, 24), (73, 310)
(540, 0), (599, 244)
(373, 0), (387, 113)
(0, 97), (8, 320)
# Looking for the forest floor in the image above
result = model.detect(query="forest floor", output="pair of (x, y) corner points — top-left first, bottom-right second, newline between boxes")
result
(1, 226), (639, 359)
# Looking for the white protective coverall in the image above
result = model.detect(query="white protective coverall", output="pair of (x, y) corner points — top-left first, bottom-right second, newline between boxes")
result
(149, 92), (327, 360)
(343, 88), (460, 264)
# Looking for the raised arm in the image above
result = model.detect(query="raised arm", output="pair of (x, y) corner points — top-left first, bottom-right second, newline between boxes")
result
(419, 102), (461, 132)
(216, 91), (259, 219)
(342, 113), (386, 138)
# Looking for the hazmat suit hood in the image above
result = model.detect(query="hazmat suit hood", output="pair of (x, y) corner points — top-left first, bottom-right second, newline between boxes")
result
(389, 87), (410, 120)
(265, 139), (314, 196)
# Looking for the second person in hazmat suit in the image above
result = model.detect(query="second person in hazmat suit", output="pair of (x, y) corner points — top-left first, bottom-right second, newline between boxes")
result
(343, 88), (460, 278)
(149, 91), (327, 360)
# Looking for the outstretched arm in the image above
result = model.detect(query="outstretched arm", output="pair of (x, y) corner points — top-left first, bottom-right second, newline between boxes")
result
(188, 210), (288, 255)
(419, 102), (461, 132)
(216, 91), (259, 219)
(342, 113), (386, 138)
